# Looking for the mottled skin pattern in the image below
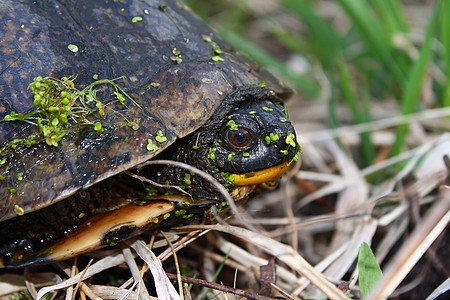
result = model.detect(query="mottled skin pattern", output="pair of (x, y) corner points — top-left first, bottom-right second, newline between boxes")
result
(0, 0), (291, 222)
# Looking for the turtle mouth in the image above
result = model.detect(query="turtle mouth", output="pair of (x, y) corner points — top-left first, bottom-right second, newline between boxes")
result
(227, 160), (293, 201)
(231, 160), (292, 186)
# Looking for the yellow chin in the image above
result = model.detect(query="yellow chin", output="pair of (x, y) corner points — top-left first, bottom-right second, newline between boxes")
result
(232, 160), (292, 186)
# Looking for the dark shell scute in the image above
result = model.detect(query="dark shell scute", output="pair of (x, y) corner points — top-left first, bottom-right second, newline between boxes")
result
(0, 0), (290, 222)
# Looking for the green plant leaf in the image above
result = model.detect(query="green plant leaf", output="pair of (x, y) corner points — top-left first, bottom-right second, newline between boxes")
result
(358, 242), (383, 298)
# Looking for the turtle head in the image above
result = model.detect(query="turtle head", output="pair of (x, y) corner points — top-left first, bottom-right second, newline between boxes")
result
(209, 97), (298, 186)
(158, 87), (300, 201)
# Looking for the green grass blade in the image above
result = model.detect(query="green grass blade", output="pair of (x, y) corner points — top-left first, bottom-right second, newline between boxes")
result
(201, 248), (231, 300)
(281, 0), (345, 68)
(328, 70), (340, 130)
(336, 59), (375, 165)
(336, 59), (360, 120)
(360, 87), (376, 166)
(371, 0), (408, 35)
(270, 28), (306, 54)
(218, 28), (318, 96)
(390, 1), (441, 156)
(337, 0), (406, 85)
(386, 0), (409, 32)
(441, 0), (450, 107)
(358, 242), (383, 298)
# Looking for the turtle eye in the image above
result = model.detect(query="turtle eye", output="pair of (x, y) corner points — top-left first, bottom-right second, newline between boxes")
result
(225, 127), (255, 150)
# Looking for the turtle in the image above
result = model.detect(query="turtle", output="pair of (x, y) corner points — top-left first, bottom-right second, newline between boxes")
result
(0, 0), (299, 268)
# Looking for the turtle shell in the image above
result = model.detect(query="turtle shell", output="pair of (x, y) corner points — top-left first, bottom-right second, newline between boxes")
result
(0, 0), (291, 222)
